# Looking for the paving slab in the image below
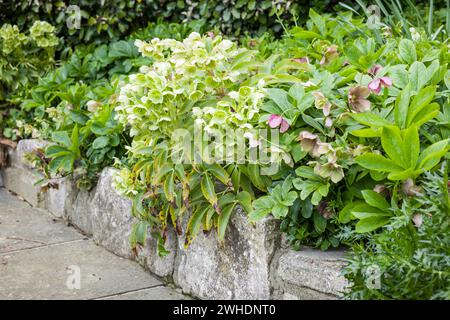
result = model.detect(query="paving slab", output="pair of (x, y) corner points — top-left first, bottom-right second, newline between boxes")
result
(0, 240), (162, 300)
(0, 189), (83, 253)
(0, 187), (29, 209)
(0, 180), (189, 301)
(98, 286), (191, 300)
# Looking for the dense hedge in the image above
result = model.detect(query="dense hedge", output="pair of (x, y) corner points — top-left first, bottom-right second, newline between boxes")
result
(1, 0), (447, 45)
(0, 1), (336, 44)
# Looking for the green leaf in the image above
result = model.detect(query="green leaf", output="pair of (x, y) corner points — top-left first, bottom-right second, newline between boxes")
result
(351, 203), (389, 219)
(418, 139), (450, 170)
(218, 203), (235, 241)
(236, 191), (252, 214)
(134, 221), (148, 245)
(69, 111), (89, 125)
(398, 39), (417, 64)
(295, 166), (322, 181)
(272, 204), (289, 219)
(381, 126), (406, 168)
(301, 198), (313, 218)
(313, 212), (327, 233)
(361, 190), (390, 210)
(51, 131), (71, 148)
(154, 164), (174, 184)
(355, 216), (390, 233)
(406, 86), (436, 127)
(402, 125), (420, 168)
(409, 102), (439, 127)
(70, 125), (79, 154)
(350, 113), (391, 127)
(355, 154), (404, 172)
(163, 171), (175, 202)
(45, 145), (70, 158)
(339, 202), (359, 223)
(394, 84), (411, 129)
(387, 168), (415, 180)
(266, 88), (293, 118)
(205, 164), (231, 187)
(409, 61), (427, 91)
(187, 206), (209, 239)
(246, 164), (268, 192)
(309, 8), (327, 35)
(201, 173), (219, 211)
(249, 196), (275, 221)
(292, 29), (323, 40)
(350, 128), (381, 138)
(92, 136), (110, 149)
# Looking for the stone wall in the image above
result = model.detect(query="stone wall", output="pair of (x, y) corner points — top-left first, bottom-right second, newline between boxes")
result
(0, 139), (348, 299)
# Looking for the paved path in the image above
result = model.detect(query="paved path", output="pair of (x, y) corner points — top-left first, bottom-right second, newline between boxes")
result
(0, 188), (189, 300)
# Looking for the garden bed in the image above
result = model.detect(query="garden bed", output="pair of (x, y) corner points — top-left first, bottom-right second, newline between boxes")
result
(1, 139), (348, 299)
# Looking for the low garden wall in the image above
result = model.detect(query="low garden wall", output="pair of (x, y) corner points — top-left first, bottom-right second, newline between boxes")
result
(0, 139), (348, 299)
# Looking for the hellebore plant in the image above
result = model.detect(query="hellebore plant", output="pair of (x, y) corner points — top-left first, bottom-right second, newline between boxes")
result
(268, 114), (290, 133)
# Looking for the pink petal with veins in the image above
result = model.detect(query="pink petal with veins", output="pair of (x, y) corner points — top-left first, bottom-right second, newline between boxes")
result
(268, 114), (282, 128)
(380, 76), (392, 87)
(280, 119), (290, 133)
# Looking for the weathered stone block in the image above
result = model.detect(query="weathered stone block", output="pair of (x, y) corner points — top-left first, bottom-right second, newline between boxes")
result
(1, 166), (44, 207)
(68, 188), (95, 236)
(43, 177), (78, 219)
(273, 248), (348, 299)
(174, 208), (280, 300)
(135, 228), (178, 279)
(90, 168), (134, 259)
(91, 168), (176, 278)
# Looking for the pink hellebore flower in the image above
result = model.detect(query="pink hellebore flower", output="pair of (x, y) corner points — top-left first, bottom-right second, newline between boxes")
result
(348, 86), (371, 113)
(268, 114), (290, 133)
(368, 64), (383, 76)
(320, 45), (339, 65)
(293, 57), (310, 64)
(297, 131), (331, 158)
(313, 161), (344, 183)
(313, 91), (332, 116)
(368, 76), (392, 94)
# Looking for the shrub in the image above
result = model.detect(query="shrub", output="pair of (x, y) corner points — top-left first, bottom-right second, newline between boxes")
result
(0, 21), (58, 139)
(342, 163), (450, 299)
